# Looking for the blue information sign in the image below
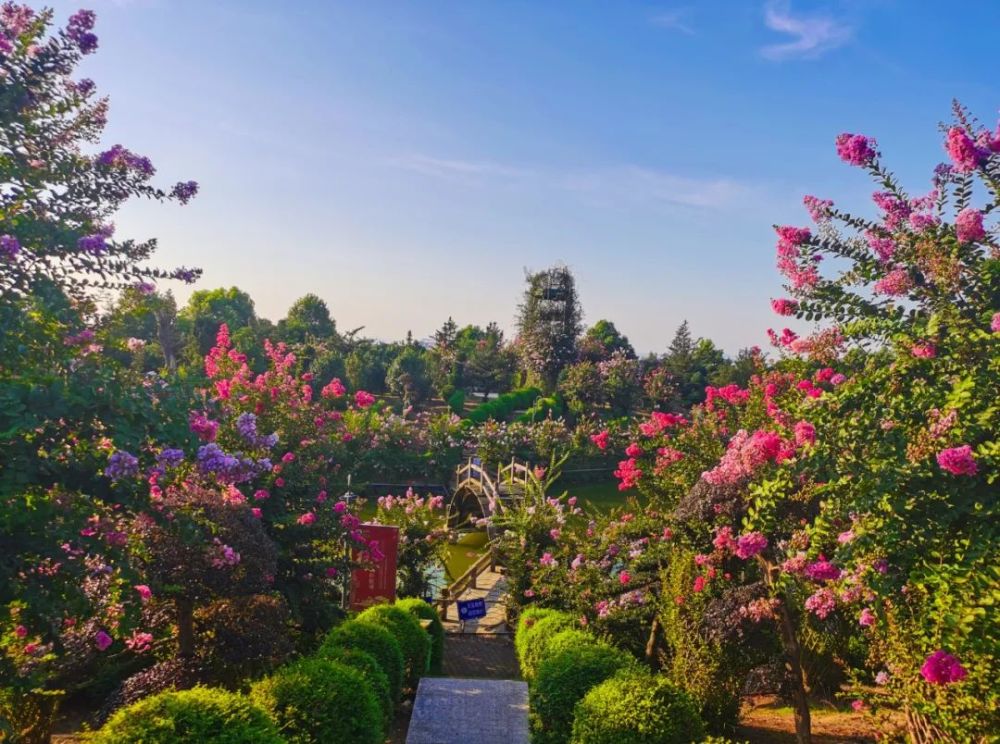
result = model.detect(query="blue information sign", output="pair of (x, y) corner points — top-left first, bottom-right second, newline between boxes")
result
(457, 598), (487, 621)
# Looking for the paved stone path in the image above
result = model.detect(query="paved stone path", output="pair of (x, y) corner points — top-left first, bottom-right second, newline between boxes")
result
(442, 634), (520, 679)
(442, 569), (509, 634)
(404, 678), (529, 744)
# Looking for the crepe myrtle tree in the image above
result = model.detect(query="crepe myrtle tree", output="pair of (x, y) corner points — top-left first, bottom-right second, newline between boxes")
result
(0, 4), (200, 302)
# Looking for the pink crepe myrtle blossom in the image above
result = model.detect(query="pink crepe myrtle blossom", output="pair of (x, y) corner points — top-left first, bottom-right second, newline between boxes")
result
(920, 650), (968, 685)
(297, 511), (316, 526)
(321, 378), (346, 398)
(803, 195), (833, 222)
(590, 430), (610, 450)
(955, 208), (986, 243)
(851, 700), (866, 712)
(624, 442), (642, 458)
(835, 133), (878, 166)
(693, 576), (706, 593)
(804, 559), (842, 582)
(354, 390), (376, 408)
(804, 588), (837, 619)
(937, 445), (978, 476)
(134, 584), (152, 602)
(874, 268), (913, 296)
(189, 412), (219, 442)
(713, 526), (737, 554)
(794, 421), (816, 447)
(837, 530), (855, 544)
(549, 528), (561, 541)
(95, 630), (113, 651)
(614, 458), (642, 490)
(539, 552), (555, 567)
(859, 608), (876, 627)
(911, 342), (936, 359)
(618, 570), (631, 585)
(735, 532), (768, 560)
(125, 631), (154, 653)
(945, 126), (987, 172)
(251, 508), (263, 518)
(571, 554), (585, 570)
(703, 429), (784, 485)
(865, 231), (896, 262)
(771, 298), (798, 316)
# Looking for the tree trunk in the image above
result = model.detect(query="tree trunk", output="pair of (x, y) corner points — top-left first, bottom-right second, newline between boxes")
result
(176, 595), (195, 658)
(776, 600), (812, 744)
(644, 616), (660, 669)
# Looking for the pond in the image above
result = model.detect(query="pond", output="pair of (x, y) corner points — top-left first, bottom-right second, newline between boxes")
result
(358, 480), (639, 585)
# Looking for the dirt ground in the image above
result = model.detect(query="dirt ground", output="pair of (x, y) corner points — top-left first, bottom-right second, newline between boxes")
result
(737, 697), (894, 743)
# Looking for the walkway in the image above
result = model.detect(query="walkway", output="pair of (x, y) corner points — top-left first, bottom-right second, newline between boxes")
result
(405, 566), (527, 743)
(441, 569), (509, 634)
(405, 678), (529, 744)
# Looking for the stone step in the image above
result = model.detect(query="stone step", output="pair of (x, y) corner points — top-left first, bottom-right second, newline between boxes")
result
(405, 678), (529, 744)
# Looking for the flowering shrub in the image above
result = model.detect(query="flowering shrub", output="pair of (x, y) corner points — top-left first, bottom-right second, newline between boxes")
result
(373, 490), (450, 598)
(498, 106), (999, 743)
(0, 5), (200, 301)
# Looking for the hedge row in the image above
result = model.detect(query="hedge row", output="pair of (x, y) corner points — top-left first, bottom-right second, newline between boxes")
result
(515, 393), (565, 423)
(94, 598), (441, 743)
(514, 606), (708, 744)
(464, 387), (541, 424)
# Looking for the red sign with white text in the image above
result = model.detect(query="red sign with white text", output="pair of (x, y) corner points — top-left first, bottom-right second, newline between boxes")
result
(349, 524), (399, 611)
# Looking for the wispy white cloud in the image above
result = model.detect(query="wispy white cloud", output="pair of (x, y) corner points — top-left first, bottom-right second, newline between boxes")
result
(387, 154), (530, 180)
(559, 166), (748, 209)
(760, 1), (851, 61)
(650, 8), (695, 36)
(389, 154), (753, 211)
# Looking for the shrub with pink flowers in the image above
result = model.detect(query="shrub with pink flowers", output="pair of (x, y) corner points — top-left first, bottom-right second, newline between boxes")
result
(494, 105), (999, 743)
(372, 489), (451, 597)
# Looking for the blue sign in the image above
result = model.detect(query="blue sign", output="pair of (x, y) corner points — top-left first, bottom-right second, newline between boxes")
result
(457, 598), (487, 621)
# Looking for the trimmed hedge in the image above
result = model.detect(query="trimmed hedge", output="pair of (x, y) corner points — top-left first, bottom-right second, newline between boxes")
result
(516, 393), (564, 423)
(356, 604), (431, 690)
(250, 658), (382, 744)
(315, 645), (393, 725)
(569, 671), (706, 744)
(320, 619), (404, 704)
(446, 389), (466, 415)
(530, 639), (637, 744)
(515, 609), (578, 682)
(396, 597), (445, 673)
(465, 387), (541, 425)
(92, 686), (283, 744)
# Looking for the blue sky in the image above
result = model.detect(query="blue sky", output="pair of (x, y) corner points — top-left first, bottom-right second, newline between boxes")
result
(50, 0), (1000, 353)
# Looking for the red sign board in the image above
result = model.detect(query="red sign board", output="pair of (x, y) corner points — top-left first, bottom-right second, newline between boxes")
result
(349, 524), (399, 611)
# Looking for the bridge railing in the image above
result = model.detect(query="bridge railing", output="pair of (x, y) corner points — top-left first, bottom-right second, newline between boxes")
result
(436, 547), (498, 620)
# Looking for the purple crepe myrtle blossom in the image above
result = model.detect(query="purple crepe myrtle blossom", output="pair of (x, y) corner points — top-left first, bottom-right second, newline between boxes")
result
(170, 180), (199, 204)
(0, 234), (19, 259)
(66, 9), (98, 54)
(105, 450), (139, 481)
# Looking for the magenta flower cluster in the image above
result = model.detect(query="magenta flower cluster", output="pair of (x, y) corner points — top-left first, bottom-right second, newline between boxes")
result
(835, 133), (878, 166)
(936, 445), (978, 476)
(920, 650), (968, 685)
